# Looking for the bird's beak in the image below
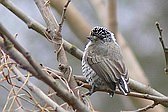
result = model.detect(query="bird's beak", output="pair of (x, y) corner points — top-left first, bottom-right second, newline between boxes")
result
(87, 36), (92, 40)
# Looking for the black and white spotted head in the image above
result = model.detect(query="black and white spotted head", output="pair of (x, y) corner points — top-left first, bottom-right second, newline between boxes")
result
(88, 26), (116, 42)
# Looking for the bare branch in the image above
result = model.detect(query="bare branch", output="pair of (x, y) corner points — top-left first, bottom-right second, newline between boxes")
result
(51, 73), (168, 107)
(34, 0), (79, 97)
(0, 24), (90, 112)
(12, 65), (68, 112)
(155, 21), (168, 74)
(34, 0), (67, 64)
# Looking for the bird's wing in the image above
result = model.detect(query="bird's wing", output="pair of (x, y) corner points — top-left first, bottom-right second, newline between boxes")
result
(87, 55), (128, 83)
(87, 43), (128, 80)
(87, 43), (129, 94)
(107, 43), (129, 82)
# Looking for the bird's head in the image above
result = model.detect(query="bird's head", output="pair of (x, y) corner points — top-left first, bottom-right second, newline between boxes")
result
(87, 26), (116, 43)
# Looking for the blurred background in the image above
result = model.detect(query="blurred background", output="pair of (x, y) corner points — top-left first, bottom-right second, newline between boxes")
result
(0, 0), (168, 111)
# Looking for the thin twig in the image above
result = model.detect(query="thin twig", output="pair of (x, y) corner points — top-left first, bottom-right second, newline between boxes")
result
(122, 102), (158, 112)
(0, 54), (23, 111)
(135, 102), (158, 112)
(12, 65), (68, 112)
(50, 0), (91, 42)
(155, 21), (168, 73)
(58, 0), (71, 33)
(55, 0), (71, 60)
(54, 0), (71, 64)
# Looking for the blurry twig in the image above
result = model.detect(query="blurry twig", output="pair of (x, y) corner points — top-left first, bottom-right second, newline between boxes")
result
(89, 0), (108, 26)
(108, 0), (118, 36)
(155, 22), (168, 74)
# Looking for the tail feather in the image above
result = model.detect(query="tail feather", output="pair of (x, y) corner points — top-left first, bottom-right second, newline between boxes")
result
(118, 76), (130, 95)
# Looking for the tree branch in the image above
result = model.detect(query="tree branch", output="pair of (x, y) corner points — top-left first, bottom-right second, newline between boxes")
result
(0, 0), (83, 60)
(155, 21), (168, 74)
(58, 0), (71, 33)
(12, 65), (68, 112)
(34, 0), (67, 65)
(0, 24), (90, 112)
(34, 0), (79, 97)
(53, 73), (168, 107)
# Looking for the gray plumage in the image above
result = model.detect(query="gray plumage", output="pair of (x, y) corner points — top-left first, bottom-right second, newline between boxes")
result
(82, 26), (130, 96)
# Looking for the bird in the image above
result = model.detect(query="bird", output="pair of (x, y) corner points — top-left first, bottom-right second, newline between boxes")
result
(82, 26), (130, 96)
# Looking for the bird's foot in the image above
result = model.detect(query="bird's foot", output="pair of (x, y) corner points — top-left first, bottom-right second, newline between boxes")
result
(108, 92), (114, 97)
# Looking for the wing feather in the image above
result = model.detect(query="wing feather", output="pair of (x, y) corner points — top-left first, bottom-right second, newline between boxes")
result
(86, 42), (129, 94)
(87, 56), (127, 83)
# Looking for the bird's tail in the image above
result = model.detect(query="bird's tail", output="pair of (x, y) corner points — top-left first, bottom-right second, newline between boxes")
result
(118, 76), (130, 95)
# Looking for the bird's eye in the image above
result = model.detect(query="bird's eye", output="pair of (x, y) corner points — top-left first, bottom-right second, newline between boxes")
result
(93, 36), (98, 40)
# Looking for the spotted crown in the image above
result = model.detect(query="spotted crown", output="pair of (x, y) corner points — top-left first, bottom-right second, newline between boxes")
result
(90, 26), (112, 40)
